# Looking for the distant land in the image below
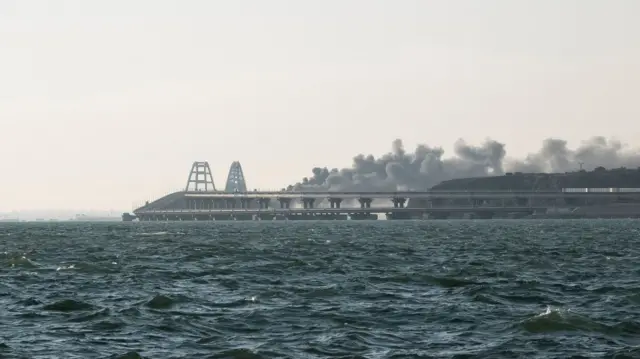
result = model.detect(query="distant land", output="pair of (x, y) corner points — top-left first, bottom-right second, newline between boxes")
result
(432, 167), (640, 191)
(0, 210), (122, 222)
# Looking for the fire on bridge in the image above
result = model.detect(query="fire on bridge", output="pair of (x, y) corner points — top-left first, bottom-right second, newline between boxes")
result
(123, 161), (640, 221)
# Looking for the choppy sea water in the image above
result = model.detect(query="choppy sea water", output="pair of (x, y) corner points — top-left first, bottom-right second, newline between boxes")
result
(1, 220), (640, 358)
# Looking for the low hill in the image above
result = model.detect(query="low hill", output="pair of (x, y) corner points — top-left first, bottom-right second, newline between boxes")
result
(431, 167), (640, 191)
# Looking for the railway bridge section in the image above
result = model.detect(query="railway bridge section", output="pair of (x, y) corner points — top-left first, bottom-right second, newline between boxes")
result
(123, 162), (640, 221)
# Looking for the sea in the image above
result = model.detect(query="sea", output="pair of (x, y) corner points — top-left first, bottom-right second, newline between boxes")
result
(1, 220), (639, 358)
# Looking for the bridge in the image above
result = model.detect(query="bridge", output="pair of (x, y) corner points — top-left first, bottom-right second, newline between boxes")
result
(183, 190), (640, 200)
(133, 206), (549, 221)
(185, 160), (248, 193)
(134, 207), (543, 215)
(124, 160), (640, 221)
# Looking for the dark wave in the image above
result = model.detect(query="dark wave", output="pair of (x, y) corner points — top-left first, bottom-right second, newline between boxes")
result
(0, 220), (639, 357)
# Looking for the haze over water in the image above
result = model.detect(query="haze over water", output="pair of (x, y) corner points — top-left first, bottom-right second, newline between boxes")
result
(1, 220), (639, 358)
(1, 0), (639, 211)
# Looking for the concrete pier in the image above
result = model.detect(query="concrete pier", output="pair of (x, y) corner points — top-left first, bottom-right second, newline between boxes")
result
(258, 198), (270, 209)
(328, 198), (343, 209)
(392, 197), (407, 208)
(277, 198), (292, 209)
(358, 198), (373, 208)
(302, 198), (316, 209)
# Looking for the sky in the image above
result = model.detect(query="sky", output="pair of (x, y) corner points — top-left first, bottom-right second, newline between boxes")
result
(1, 0), (639, 212)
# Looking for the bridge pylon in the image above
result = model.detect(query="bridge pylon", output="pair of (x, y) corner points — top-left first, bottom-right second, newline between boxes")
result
(225, 161), (248, 193)
(185, 161), (216, 192)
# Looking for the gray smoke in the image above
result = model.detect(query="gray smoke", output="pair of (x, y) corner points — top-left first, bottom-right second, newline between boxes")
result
(291, 138), (507, 191)
(507, 136), (640, 173)
(290, 136), (640, 191)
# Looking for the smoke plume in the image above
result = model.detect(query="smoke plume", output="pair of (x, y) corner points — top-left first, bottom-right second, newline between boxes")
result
(507, 137), (640, 173)
(290, 137), (640, 191)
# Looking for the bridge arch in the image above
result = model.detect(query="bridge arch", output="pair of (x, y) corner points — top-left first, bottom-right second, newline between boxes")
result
(185, 161), (216, 191)
(225, 161), (248, 193)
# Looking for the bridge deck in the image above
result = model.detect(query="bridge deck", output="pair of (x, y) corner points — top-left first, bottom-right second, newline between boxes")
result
(135, 206), (545, 216)
(182, 191), (640, 199)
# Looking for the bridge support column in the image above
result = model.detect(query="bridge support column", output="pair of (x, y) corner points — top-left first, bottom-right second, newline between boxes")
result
(358, 198), (372, 208)
(328, 198), (343, 209)
(240, 198), (253, 209)
(224, 199), (236, 209)
(258, 198), (270, 209)
(392, 197), (406, 208)
(302, 198), (315, 209)
(278, 198), (292, 209)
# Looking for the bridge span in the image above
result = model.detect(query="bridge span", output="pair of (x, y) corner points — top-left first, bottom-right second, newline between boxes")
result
(129, 188), (640, 221)
(183, 189), (640, 200)
(133, 206), (548, 221)
(124, 161), (640, 221)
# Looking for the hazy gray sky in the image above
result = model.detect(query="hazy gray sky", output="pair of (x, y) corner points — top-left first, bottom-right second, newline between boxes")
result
(1, 0), (639, 211)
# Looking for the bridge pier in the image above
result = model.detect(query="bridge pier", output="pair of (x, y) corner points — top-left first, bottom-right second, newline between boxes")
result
(278, 198), (292, 209)
(329, 198), (343, 209)
(302, 198), (316, 209)
(392, 197), (407, 208)
(258, 198), (270, 209)
(240, 198), (253, 209)
(358, 198), (372, 208)
(224, 198), (236, 209)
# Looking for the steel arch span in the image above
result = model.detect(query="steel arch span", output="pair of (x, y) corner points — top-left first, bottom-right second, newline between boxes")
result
(225, 161), (248, 193)
(185, 161), (216, 191)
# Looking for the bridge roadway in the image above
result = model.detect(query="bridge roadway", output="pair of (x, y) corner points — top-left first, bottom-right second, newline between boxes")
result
(135, 206), (546, 216)
(182, 190), (640, 199)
